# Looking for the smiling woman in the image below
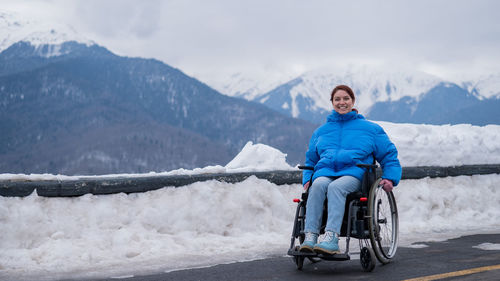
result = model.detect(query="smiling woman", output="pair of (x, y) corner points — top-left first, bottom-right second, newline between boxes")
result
(299, 84), (401, 254)
(330, 85), (356, 114)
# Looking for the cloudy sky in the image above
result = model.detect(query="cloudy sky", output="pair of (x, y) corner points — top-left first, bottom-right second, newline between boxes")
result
(3, 0), (500, 85)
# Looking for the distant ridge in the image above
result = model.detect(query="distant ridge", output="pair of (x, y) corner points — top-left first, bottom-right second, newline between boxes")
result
(0, 40), (315, 174)
(216, 65), (500, 125)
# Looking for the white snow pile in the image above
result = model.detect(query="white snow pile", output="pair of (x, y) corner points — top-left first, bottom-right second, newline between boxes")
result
(1, 174), (499, 281)
(225, 141), (291, 172)
(0, 123), (500, 280)
(377, 122), (500, 166)
(473, 243), (500, 251)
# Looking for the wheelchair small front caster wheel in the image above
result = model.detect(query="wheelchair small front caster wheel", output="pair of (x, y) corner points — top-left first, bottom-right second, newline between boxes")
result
(292, 246), (304, 270)
(294, 255), (304, 270)
(360, 247), (376, 272)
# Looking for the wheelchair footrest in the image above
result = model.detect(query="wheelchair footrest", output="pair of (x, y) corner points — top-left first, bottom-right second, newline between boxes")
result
(318, 253), (350, 261)
(287, 249), (350, 261)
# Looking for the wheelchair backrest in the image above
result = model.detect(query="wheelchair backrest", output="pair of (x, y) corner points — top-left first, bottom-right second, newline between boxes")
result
(359, 163), (378, 196)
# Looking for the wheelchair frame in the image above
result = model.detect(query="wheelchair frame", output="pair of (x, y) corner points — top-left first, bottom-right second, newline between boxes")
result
(287, 163), (399, 272)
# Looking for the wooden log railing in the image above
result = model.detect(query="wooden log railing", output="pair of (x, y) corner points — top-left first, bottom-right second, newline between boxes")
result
(1, 164), (499, 197)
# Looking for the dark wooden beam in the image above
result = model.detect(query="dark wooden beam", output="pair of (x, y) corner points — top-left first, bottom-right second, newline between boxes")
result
(1, 164), (499, 197)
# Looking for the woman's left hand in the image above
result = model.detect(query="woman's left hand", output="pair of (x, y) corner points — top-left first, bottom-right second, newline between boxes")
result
(379, 179), (394, 192)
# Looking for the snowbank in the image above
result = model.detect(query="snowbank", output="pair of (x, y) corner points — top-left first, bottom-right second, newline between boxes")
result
(225, 141), (292, 172)
(1, 174), (499, 280)
(378, 122), (500, 166)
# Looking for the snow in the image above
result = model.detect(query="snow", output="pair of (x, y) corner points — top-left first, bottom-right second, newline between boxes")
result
(225, 142), (292, 172)
(473, 243), (500, 251)
(377, 122), (500, 166)
(1, 175), (499, 280)
(2, 122), (499, 183)
(288, 64), (443, 116)
(208, 72), (291, 100)
(0, 124), (499, 280)
(406, 244), (429, 249)
(216, 64), (445, 116)
(0, 8), (498, 279)
(472, 73), (500, 99)
(0, 10), (93, 56)
(214, 64), (500, 118)
(0, 141), (294, 182)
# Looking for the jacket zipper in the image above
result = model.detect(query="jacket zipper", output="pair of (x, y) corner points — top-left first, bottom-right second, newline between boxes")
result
(334, 121), (344, 172)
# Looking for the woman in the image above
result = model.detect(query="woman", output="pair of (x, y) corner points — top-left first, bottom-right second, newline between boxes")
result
(300, 84), (402, 255)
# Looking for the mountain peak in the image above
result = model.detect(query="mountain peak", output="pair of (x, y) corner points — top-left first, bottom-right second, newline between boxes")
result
(0, 10), (94, 54)
(472, 73), (500, 99)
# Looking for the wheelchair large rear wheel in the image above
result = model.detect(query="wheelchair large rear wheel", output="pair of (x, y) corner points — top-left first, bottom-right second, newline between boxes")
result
(297, 202), (306, 244)
(368, 178), (399, 264)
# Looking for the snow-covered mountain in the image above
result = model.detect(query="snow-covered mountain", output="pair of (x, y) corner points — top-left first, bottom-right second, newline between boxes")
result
(269, 65), (442, 116)
(0, 10), (93, 55)
(215, 64), (500, 125)
(234, 64), (444, 124)
(208, 72), (294, 100)
(0, 10), (316, 175)
(469, 73), (500, 99)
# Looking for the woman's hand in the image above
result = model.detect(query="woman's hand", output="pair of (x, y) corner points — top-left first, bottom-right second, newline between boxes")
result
(303, 181), (311, 191)
(379, 179), (394, 192)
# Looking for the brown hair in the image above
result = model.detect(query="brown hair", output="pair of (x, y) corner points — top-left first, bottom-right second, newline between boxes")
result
(330, 85), (355, 102)
(330, 85), (358, 113)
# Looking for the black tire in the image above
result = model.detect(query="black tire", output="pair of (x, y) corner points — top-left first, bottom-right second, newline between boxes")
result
(368, 178), (399, 264)
(293, 246), (305, 270)
(297, 203), (306, 244)
(360, 247), (376, 272)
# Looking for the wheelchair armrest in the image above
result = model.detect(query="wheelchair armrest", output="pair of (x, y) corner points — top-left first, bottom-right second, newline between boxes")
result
(356, 163), (378, 169)
(298, 165), (314, 171)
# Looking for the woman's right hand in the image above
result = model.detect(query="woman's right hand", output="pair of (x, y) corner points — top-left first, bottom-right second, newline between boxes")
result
(303, 181), (311, 190)
(379, 179), (394, 192)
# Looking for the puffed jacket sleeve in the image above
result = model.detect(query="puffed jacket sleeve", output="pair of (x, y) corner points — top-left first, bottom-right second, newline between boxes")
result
(302, 130), (320, 185)
(373, 126), (402, 186)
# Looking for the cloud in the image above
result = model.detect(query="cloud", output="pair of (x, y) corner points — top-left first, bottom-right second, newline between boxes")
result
(72, 0), (163, 38)
(2, 0), (500, 82)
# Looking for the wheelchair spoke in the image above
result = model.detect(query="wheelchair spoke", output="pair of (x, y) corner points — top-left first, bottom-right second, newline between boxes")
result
(369, 179), (399, 264)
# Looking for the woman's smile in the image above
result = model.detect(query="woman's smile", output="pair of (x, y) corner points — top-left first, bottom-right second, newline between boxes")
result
(332, 90), (353, 114)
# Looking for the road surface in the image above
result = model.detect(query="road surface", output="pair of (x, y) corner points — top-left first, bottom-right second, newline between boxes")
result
(84, 233), (500, 281)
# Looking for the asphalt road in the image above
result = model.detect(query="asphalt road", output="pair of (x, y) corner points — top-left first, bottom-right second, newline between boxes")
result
(86, 234), (500, 281)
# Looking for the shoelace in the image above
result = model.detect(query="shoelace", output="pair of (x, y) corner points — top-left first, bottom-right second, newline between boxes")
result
(322, 231), (335, 242)
(305, 233), (316, 242)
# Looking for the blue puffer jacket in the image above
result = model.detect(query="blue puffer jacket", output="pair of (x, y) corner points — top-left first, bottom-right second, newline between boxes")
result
(302, 110), (402, 186)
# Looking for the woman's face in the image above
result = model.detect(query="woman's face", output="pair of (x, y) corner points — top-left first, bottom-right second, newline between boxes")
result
(332, 90), (354, 114)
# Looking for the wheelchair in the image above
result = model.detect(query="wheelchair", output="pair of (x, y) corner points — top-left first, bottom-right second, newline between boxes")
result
(287, 163), (399, 272)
